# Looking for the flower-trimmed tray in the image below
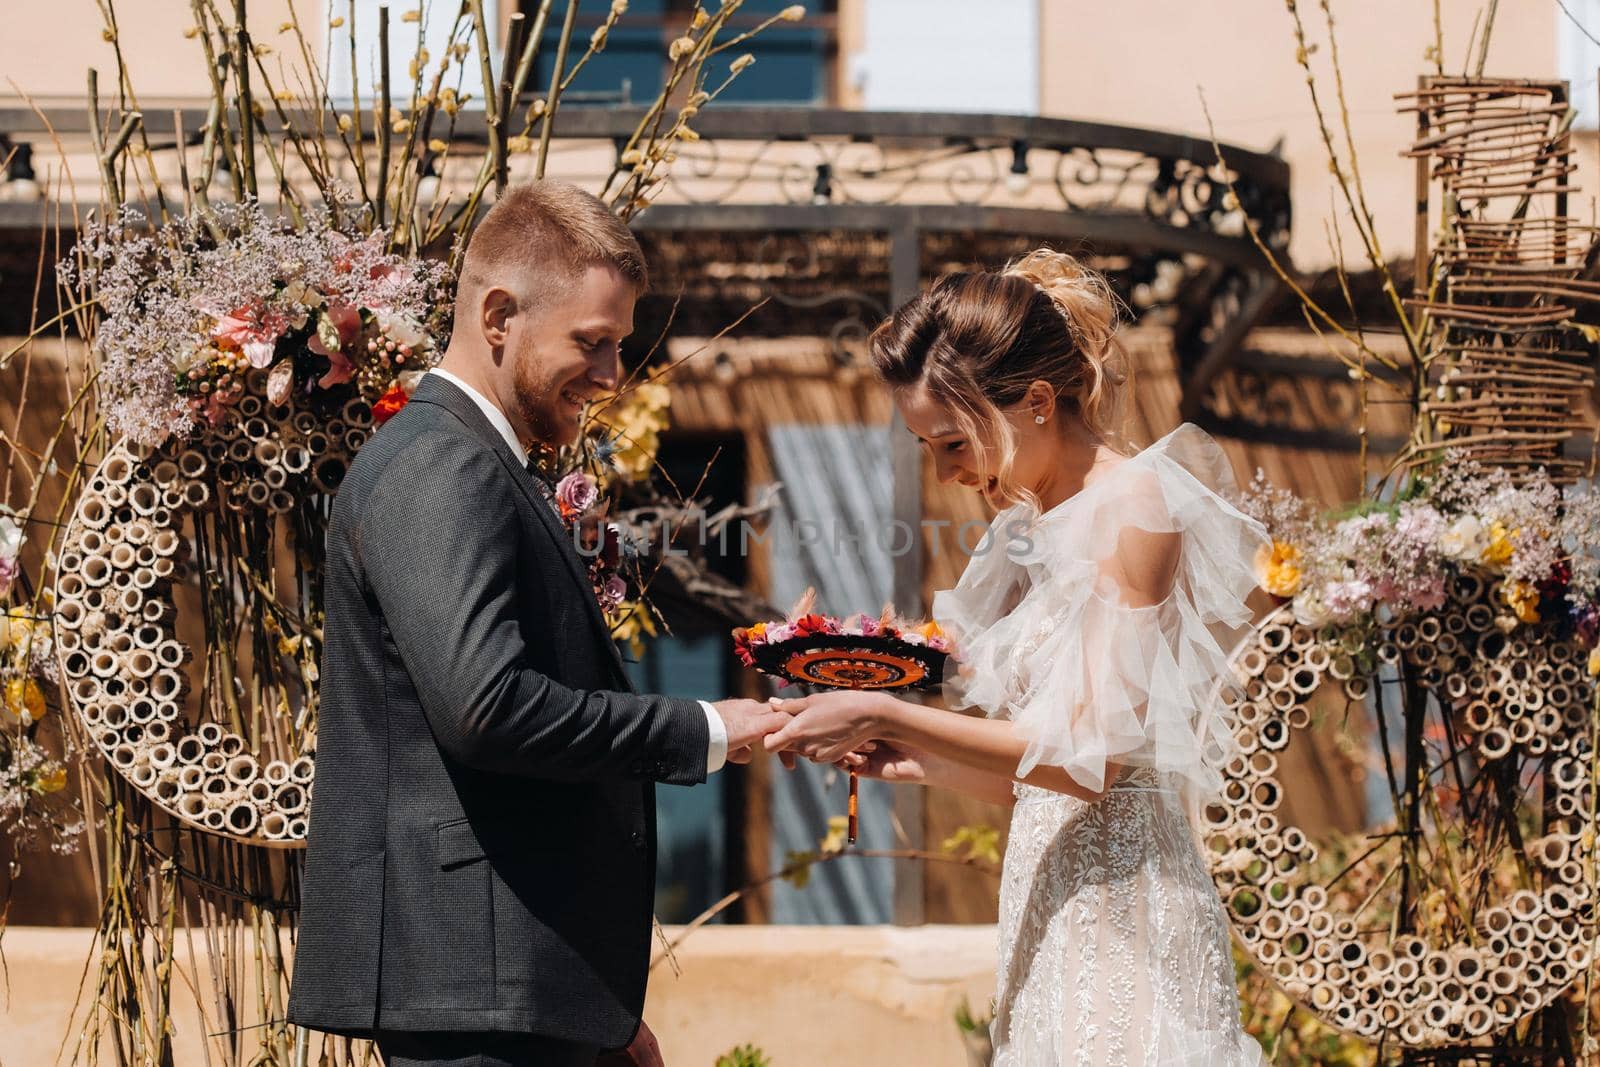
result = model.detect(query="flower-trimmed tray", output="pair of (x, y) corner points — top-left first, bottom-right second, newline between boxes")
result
(746, 632), (949, 691)
(732, 604), (953, 693)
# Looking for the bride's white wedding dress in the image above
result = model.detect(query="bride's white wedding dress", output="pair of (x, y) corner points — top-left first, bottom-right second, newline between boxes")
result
(934, 424), (1270, 1067)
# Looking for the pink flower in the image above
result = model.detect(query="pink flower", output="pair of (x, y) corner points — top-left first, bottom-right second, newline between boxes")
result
(318, 350), (353, 388)
(1411, 577), (1447, 612)
(556, 472), (599, 517)
(309, 302), (362, 388)
(203, 391), (233, 426)
(1323, 578), (1374, 621)
(598, 574), (628, 612)
(213, 303), (290, 367)
(212, 309), (256, 348)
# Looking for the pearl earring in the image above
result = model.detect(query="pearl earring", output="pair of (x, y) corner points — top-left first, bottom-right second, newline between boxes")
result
(1034, 414), (1046, 425)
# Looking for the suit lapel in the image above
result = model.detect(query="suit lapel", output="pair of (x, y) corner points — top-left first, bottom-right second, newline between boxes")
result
(407, 377), (631, 684)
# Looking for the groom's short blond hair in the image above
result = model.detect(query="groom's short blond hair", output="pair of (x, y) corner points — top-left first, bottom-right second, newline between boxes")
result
(455, 181), (647, 316)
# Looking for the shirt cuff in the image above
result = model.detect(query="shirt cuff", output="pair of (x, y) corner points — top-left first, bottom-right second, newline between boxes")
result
(700, 700), (728, 774)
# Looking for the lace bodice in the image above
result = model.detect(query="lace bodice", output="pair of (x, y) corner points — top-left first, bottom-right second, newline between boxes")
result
(934, 424), (1269, 1067)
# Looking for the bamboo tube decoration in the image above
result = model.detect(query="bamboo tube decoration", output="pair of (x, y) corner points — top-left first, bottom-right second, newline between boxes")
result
(1205, 585), (1600, 1049)
(55, 442), (328, 847)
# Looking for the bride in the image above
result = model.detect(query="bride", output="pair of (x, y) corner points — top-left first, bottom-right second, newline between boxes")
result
(766, 249), (1270, 1066)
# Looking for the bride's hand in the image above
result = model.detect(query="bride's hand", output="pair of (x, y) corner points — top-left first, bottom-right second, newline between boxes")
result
(764, 691), (893, 764)
(837, 741), (932, 785)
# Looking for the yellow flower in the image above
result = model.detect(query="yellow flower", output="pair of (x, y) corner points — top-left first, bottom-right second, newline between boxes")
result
(1253, 540), (1303, 598)
(1503, 581), (1540, 624)
(3, 677), (46, 726)
(1, 612), (35, 655)
(593, 374), (673, 481)
(609, 600), (658, 658)
(1480, 521), (1515, 569)
(749, 622), (768, 641)
(37, 765), (67, 794)
(819, 814), (849, 855)
(915, 620), (945, 640)
(1588, 647), (1600, 677)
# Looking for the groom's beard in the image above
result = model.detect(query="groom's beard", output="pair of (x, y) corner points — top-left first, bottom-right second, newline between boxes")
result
(511, 349), (582, 451)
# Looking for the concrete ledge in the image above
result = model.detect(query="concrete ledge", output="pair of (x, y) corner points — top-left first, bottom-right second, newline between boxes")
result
(1, 924), (998, 1066)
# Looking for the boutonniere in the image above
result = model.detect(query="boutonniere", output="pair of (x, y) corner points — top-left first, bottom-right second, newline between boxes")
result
(553, 471), (629, 615)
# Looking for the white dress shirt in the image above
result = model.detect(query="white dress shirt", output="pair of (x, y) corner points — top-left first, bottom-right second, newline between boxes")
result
(423, 367), (729, 773)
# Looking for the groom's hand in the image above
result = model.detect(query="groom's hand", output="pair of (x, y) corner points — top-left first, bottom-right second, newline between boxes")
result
(597, 1019), (664, 1067)
(712, 698), (792, 765)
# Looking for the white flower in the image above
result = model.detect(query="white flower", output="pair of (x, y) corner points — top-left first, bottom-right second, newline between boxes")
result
(377, 309), (427, 350)
(172, 344), (208, 374)
(281, 277), (324, 308)
(1291, 588), (1332, 628)
(1440, 515), (1487, 562)
(0, 511), (21, 596)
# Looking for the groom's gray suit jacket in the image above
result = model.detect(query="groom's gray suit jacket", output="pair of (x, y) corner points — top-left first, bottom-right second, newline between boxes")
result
(287, 374), (709, 1047)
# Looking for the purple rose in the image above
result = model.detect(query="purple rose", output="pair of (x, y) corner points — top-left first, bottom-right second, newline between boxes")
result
(597, 574), (627, 613)
(556, 471), (599, 516)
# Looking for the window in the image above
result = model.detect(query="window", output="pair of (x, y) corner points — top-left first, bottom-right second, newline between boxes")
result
(325, 0), (499, 104)
(854, 0), (1037, 114)
(518, 0), (836, 106)
(1559, 0), (1600, 129)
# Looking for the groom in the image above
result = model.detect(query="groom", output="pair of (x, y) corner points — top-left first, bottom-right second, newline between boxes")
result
(288, 181), (789, 1066)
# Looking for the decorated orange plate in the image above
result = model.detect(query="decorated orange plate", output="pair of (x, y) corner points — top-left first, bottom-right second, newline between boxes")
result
(747, 633), (949, 691)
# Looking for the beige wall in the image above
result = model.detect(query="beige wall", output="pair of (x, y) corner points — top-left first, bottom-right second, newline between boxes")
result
(1037, 0), (1572, 268)
(2, 0), (315, 104)
(0, 924), (998, 1067)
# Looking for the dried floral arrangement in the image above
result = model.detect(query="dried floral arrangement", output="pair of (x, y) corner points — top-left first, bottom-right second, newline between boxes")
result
(0, 1), (799, 1063)
(1241, 461), (1600, 663)
(1203, 4), (1600, 1061)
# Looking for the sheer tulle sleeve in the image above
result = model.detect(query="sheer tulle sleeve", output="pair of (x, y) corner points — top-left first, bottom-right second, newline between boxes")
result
(932, 424), (1268, 804)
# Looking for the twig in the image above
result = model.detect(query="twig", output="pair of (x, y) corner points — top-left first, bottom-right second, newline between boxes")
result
(535, 0), (579, 180)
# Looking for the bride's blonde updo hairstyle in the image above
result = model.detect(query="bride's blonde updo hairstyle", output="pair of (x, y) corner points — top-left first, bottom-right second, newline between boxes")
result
(868, 248), (1130, 496)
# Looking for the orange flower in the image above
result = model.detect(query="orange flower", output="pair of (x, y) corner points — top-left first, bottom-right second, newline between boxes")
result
(372, 382), (409, 426)
(1502, 580), (1540, 625)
